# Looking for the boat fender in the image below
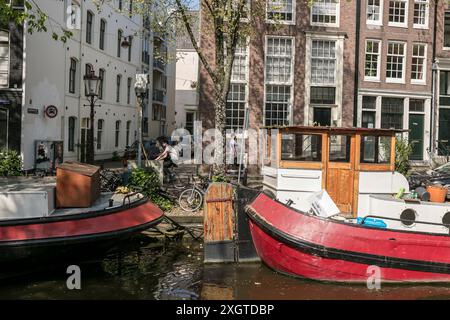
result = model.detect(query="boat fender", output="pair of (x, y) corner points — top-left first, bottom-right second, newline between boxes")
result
(357, 217), (387, 229)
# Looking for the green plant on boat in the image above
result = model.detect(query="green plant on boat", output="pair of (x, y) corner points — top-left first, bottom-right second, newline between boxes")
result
(0, 148), (22, 177)
(395, 136), (413, 177)
(127, 168), (173, 211)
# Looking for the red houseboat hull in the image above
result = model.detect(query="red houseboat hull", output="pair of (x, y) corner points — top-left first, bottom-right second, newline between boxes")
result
(0, 196), (164, 270)
(246, 192), (450, 283)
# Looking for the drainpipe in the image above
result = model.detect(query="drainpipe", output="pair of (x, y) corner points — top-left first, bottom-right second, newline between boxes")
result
(353, 0), (361, 127)
(430, 0), (439, 155)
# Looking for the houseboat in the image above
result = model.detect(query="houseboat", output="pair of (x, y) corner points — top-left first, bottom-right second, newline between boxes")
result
(246, 126), (450, 282)
(0, 176), (163, 273)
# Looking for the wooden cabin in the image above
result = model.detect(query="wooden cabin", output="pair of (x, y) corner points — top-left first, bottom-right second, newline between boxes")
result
(262, 126), (409, 217)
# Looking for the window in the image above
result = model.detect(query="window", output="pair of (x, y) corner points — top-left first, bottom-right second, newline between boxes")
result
(128, 37), (132, 62)
(265, 37), (293, 126)
(97, 119), (103, 150)
(413, 0), (428, 28)
(329, 135), (351, 162)
(127, 77), (132, 104)
(69, 58), (77, 94)
(116, 75), (121, 102)
(361, 96), (376, 129)
(445, 12), (450, 48)
(409, 99), (425, 112)
(381, 97), (404, 129)
(388, 0), (407, 27)
(185, 112), (194, 135)
(117, 29), (123, 57)
(360, 136), (392, 164)
(86, 11), (93, 44)
(267, 0), (294, 23)
(153, 104), (166, 121)
(364, 40), (381, 80)
(311, 0), (339, 26)
(281, 134), (322, 162)
(367, 0), (382, 24)
(231, 40), (248, 82)
(411, 44), (426, 83)
(386, 42), (405, 82)
(266, 37), (293, 83)
(68, 117), (76, 152)
(85, 64), (93, 95)
(311, 40), (336, 85)
(227, 39), (248, 130)
(440, 71), (450, 106)
(98, 69), (105, 99)
(99, 19), (106, 50)
(126, 120), (131, 146)
(115, 120), (121, 148)
(226, 83), (246, 129)
(0, 30), (9, 88)
(265, 85), (291, 126)
(310, 87), (335, 105)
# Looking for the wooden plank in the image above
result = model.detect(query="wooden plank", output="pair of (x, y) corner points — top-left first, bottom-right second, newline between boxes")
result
(204, 183), (234, 242)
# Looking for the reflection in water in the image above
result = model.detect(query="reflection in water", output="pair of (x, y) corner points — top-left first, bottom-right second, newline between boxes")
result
(0, 235), (449, 300)
(202, 264), (450, 300)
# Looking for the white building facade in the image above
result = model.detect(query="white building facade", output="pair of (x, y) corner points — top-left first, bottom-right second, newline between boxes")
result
(1, 0), (176, 170)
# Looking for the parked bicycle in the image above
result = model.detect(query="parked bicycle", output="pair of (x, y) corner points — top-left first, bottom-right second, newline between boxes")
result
(100, 169), (123, 192)
(178, 174), (211, 212)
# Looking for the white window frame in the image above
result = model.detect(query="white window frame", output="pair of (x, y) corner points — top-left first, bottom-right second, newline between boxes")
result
(264, 36), (294, 126)
(227, 38), (249, 130)
(413, 0), (429, 29)
(266, 0), (295, 25)
(0, 29), (10, 89)
(386, 41), (406, 84)
(388, 0), (408, 28)
(364, 39), (381, 82)
(366, 0), (383, 26)
(310, 0), (340, 28)
(411, 43), (427, 85)
(310, 39), (337, 86)
(96, 119), (104, 150)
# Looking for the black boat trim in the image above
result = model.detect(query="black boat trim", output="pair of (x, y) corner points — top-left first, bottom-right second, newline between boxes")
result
(0, 195), (150, 227)
(246, 205), (450, 275)
(0, 214), (164, 247)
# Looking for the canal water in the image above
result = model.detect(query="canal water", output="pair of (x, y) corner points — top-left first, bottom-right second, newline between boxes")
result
(1, 235), (450, 300)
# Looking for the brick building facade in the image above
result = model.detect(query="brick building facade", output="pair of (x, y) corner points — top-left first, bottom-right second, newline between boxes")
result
(198, 0), (446, 162)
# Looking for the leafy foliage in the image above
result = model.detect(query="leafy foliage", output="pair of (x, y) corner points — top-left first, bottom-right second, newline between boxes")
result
(0, 148), (22, 176)
(395, 136), (414, 176)
(127, 168), (173, 211)
(1, 1), (73, 43)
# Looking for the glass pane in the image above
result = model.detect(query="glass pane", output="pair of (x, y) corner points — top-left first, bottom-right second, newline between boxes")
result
(360, 136), (392, 164)
(281, 134), (322, 162)
(329, 135), (351, 162)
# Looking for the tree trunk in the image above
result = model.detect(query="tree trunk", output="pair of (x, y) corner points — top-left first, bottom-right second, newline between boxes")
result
(213, 96), (227, 176)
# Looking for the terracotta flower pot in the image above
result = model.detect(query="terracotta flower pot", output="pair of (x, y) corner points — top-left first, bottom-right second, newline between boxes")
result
(426, 185), (448, 203)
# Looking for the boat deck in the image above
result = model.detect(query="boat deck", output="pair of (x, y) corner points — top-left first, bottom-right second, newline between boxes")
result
(52, 192), (145, 216)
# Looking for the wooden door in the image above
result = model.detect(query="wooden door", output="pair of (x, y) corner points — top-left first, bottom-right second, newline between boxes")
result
(325, 134), (355, 214)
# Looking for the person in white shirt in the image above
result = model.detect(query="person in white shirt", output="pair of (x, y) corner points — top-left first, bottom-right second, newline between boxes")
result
(155, 137), (178, 183)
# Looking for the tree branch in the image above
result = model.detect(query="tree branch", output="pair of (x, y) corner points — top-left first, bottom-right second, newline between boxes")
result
(174, 0), (218, 85)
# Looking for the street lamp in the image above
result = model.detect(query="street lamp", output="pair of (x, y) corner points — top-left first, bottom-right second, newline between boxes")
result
(83, 70), (101, 164)
(134, 74), (149, 167)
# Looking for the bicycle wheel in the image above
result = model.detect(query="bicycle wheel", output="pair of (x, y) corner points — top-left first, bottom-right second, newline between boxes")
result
(178, 188), (203, 212)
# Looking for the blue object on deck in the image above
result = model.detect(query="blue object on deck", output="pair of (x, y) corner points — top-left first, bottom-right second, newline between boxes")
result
(357, 217), (387, 229)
